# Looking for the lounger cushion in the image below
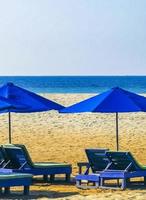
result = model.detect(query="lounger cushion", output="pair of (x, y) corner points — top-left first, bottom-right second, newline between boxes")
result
(0, 173), (32, 180)
(129, 153), (146, 170)
(2, 144), (21, 150)
(4, 144), (71, 168)
(33, 162), (71, 168)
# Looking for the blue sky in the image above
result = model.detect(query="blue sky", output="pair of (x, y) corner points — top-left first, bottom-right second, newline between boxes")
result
(0, 0), (146, 75)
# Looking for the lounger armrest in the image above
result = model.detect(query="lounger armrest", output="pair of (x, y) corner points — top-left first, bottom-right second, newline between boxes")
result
(0, 160), (5, 166)
(125, 162), (133, 171)
(2, 160), (11, 168)
(19, 161), (28, 170)
(77, 162), (90, 174)
(104, 162), (112, 170)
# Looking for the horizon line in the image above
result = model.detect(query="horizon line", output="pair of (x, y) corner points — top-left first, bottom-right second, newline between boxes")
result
(0, 74), (146, 77)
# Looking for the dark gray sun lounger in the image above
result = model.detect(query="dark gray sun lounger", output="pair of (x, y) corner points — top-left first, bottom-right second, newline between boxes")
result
(100, 151), (146, 189)
(2, 144), (72, 182)
(76, 148), (109, 188)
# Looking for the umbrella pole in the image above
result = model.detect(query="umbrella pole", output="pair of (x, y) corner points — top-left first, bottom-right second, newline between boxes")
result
(116, 112), (119, 151)
(8, 112), (12, 144)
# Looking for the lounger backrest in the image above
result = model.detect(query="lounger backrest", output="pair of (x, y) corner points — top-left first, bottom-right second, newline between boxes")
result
(1, 145), (23, 168)
(0, 146), (11, 167)
(127, 152), (143, 170)
(106, 151), (138, 171)
(14, 144), (34, 166)
(0, 147), (6, 163)
(85, 149), (109, 172)
(2, 145), (32, 169)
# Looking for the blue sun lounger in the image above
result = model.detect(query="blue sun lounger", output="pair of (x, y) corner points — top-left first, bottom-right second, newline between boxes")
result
(2, 144), (72, 182)
(100, 151), (146, 189)
(75, 148), (109, 188)
(0, 168), (32, 195)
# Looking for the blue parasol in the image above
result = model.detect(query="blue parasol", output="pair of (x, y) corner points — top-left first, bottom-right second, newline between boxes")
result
(60, 87), (146, 150)
(0, 82), (64, 143)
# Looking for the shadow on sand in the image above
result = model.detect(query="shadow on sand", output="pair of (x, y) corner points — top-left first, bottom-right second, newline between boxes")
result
(0, 190), (79, 200)
(0, 178), (78, 200)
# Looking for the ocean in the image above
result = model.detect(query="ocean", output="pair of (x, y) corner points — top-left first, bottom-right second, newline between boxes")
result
(0, 76), (146, 93)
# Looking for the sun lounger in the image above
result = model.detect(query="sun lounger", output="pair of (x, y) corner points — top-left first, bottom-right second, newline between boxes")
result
(0, 168), (32, 195)
(100, 151), (146, 189)
(76, 148), (109, 188)
(2, 144), (72, 182)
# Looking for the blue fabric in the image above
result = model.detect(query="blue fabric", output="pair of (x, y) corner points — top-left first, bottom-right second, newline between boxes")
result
(60, 87), (146, 113)
(0, 82), (64, 113)
(0, 96), (13, 111)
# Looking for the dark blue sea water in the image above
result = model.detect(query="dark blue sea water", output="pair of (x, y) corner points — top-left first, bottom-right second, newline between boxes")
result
(0, 76), (146, 93)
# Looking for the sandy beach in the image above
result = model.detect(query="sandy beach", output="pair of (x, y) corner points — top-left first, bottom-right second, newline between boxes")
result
(1, 93), (146, 199)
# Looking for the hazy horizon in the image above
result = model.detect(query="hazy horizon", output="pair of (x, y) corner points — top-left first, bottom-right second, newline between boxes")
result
(0, 75), (146, 77)
(0, 0), (146, 75)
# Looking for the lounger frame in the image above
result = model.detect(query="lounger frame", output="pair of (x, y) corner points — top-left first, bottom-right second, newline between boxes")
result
(2, 144), (72, 182)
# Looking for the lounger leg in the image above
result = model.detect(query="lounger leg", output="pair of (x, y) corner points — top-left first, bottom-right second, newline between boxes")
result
(79, 166), (82, 174)
(92, 181), (99, 188)
(4, 187), (10, 195)
(95, 181), (99, 188)
(24, 186), (30, 195)
(100, 178), (104, 187)
(117, 179), (120, 187)
(50, 174), (55, 182)
(65, 174), (71, 182)
(144, 177), (146, 185)
(76, 180), (82, 188)
(126, 178), (130, 186)
(121, 179), (126, 190)
(43, 174), (49, 182)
